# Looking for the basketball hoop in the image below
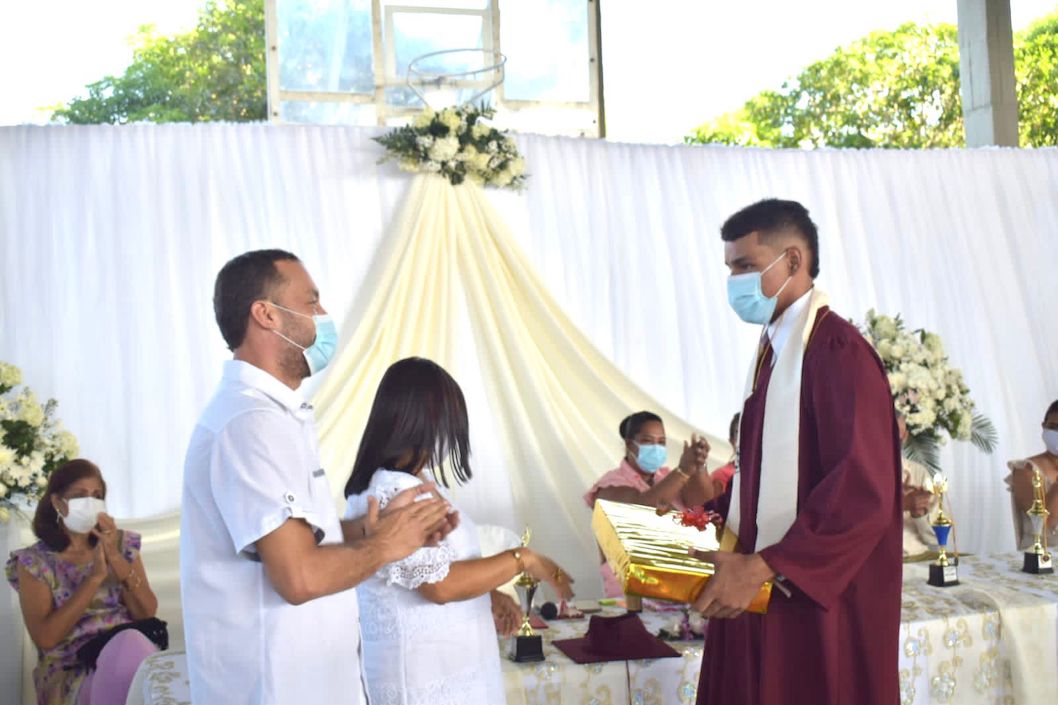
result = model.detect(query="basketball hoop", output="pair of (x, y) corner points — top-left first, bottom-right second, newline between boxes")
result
(407, 48), (506, 109)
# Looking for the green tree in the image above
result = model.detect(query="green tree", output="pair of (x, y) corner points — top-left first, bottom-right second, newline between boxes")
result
(688, 12), (1058, 149)
(1015, 13), (1058, 146)
(53, 0), (266, 124)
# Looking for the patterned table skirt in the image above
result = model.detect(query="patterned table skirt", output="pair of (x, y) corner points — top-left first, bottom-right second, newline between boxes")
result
(130, 553), (1058, 705)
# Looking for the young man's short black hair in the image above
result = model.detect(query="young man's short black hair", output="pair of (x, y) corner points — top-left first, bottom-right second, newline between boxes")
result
(721, 199), (821, 278)
(213, 249), (301, 351)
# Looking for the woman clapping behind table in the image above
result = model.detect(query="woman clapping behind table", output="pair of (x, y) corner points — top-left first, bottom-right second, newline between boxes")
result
(584, 411), (713, 597)
(6, 459), (161, 705)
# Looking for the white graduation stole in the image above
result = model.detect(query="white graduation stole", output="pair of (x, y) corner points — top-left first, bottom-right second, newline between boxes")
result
(726, 288), (829, 551)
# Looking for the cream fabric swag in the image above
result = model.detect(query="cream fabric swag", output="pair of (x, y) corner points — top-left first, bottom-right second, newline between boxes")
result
(313, 174), (728, 596)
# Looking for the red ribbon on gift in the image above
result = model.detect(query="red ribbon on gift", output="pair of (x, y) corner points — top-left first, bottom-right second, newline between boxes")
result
(675, 507), (723, 531)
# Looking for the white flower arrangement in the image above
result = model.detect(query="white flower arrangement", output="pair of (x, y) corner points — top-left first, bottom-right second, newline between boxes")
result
(374, 104), (527, 190)
(860, 311), (996, 472)
(0, 361), (79, 521)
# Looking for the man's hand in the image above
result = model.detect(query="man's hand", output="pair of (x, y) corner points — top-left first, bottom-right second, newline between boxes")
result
(426, 511), (460, 546)
(364, 495), (451, 563)
(689, 550), (774, 619)
(490, 590), (522, 637)
(902, 480), (932, 518)
(379, 481), (460, 545)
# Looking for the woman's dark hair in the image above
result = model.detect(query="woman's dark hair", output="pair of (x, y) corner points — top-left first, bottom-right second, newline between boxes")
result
(618, 411), (663, 441)
(1046, 400), (1058, 421)
(33, 458), (106, 552)
(345, 358), (471, 496)
(729, 412), (741, 445)
(213, 249), (301, 351)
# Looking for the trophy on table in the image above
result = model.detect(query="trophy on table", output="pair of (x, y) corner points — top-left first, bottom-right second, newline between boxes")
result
(508, 527), (545, 662)
(928, 474), (960, 587)
(1022, 465), (1053, 574)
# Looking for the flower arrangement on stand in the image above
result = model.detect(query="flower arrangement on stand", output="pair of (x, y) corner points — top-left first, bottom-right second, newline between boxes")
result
(0, 362), (79, 522)
(374, 104), (527, 190)
(859, 310), (997, 472)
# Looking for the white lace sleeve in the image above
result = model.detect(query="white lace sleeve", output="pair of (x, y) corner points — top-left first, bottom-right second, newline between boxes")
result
(366, 470), (456, 589)
(382, 542), (455, 589)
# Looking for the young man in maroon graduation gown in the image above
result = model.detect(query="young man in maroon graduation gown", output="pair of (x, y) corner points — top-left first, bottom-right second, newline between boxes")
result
(692, 199), (902, 705)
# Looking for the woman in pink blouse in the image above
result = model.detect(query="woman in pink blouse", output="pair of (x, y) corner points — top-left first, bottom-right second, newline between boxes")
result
(6, 459), (160, 705)
(584, 411), (715, 597)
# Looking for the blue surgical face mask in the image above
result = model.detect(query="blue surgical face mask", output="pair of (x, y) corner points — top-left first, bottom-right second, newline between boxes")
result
(630, 442), (667, 474)
(269, 303), (339, 375)
(727, 251), (792, 325)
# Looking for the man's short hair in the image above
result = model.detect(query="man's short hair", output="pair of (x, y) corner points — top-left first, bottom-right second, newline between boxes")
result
(213, 249), (300, 350)
(721, 199), (820, 278)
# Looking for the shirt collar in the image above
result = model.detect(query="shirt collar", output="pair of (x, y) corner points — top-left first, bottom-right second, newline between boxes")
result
(765, 287), (814, 364)
(222, 360), (314, 419)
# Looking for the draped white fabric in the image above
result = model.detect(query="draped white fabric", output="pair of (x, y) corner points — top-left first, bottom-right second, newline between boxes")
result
(2, 126), (1058, 703)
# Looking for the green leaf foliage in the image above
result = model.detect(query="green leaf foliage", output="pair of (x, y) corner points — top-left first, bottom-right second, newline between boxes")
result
(688, 12), (1058, 149)
(53, 0), (266, 124)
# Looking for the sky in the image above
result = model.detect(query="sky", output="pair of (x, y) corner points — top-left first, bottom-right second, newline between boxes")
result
(2, 0), (1056, 142)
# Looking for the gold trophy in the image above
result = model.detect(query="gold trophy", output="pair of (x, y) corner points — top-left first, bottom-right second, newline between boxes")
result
(508, 527), (545, 662)
(1022, 466), (1053, 574)
(927, 474), (960, 587)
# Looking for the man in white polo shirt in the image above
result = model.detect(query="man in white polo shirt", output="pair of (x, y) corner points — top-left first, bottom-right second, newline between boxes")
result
(181, 249), (452, 705)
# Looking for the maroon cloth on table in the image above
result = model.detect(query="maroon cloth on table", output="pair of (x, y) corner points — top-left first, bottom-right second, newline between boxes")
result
(698, 309), (902, 705)
(553, 613), (680, 664)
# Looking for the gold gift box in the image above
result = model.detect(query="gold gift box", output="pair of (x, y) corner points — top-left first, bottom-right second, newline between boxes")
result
(591, 498), (771, 614)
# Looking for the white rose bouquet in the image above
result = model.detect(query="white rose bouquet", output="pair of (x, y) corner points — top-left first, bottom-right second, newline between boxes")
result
(0, 362), (79, 521)
(859, 310), (997, 472)
(374, 104), (527, 190)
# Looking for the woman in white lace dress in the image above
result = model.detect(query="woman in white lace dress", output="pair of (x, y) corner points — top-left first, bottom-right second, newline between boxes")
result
(344, 357), (574, 705)
(1006, 400), (1058, 550)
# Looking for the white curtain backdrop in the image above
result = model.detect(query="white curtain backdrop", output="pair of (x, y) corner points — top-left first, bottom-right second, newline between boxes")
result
(3, 122), (1058, 560)
(2, 124), (1058, 701)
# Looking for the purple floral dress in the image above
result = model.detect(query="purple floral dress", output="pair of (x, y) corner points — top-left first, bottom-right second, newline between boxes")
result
(5, 531), (141, 705)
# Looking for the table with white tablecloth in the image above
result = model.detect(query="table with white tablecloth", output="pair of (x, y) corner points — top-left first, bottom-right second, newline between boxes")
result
(129, 553), (1058, 705)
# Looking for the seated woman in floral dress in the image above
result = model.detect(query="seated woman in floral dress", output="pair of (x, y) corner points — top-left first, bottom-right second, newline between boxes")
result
(344, 357), (574, 705)
(6, 459), (160, 705)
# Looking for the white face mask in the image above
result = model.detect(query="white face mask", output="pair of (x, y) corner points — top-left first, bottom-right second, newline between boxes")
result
(62, 497), (106, 534)
(1044, 428), (1058, 455)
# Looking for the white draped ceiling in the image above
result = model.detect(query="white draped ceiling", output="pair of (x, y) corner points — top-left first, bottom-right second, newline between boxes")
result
(2, 124), (1058, 600)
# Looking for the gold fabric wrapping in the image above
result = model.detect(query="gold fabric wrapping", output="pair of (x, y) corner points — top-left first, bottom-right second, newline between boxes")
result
(591, 499), (772, 613)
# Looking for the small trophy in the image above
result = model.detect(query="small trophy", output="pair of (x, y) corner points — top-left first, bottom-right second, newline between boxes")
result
(928, 474), (960, 588)
(508, 527), (545, 662)
(1022, 466), (1053, 574)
